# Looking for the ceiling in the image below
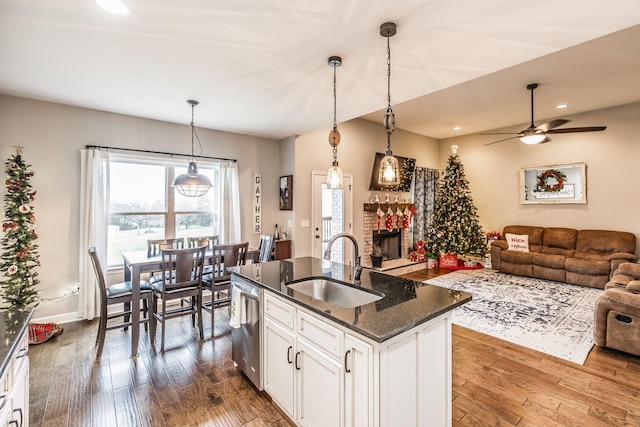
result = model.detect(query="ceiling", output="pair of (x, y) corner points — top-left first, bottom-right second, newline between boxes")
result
(1, 1), (640, 141)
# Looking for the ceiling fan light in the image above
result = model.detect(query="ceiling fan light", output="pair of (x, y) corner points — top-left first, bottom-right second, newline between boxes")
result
(520, 134), (546, 145)
(172, 161), (212, 197)
(95, 0), (131, 15)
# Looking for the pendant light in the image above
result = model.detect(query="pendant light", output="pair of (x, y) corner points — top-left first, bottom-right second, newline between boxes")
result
(378, 21), (401, 186)
(172, 100), (213, 197)
(326, 56), (344, 189)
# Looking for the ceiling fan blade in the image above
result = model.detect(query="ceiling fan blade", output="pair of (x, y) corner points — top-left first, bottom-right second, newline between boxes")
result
(537, 119), (570, 133)
(479, 132), (519, 136)
(545, 126), (606, 134)
(483, 136), (519, 146)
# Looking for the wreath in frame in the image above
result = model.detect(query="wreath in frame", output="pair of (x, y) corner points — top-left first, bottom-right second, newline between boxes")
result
(536, 169), (567, 193)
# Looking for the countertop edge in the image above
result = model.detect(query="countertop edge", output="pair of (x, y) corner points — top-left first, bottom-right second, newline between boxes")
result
(231, 269), (471, 343)
(0, 307), (35, 379)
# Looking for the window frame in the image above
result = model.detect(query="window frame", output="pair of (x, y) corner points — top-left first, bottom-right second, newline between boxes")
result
(106, 153), (219, 268)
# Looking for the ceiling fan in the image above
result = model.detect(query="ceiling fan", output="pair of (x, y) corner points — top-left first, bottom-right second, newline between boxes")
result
(482, 83), (606, 146)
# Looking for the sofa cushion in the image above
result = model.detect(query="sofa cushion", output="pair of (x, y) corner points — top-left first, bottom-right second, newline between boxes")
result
(501, 250), (533, 265)
(530, 252), (566, 269)
(575, 229), (636, 259)
(540, 227), (577, 257)
(505, 233), (529, 252)
(503, 226), (544, 253)
(565, 257), (610, 275)
(628, 281), (640, 293)
(615, 262), (640, 278)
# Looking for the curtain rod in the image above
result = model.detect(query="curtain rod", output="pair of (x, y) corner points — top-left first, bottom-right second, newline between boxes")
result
(85, 145), (237, 163)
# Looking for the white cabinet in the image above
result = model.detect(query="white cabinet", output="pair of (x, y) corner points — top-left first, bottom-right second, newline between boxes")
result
(296, 337), (343, 427)
(263, 293), (351, 427)
(264, 317), (296, 418)
(344, 334), (374, 427)
(262, 290), (453, 427)
(0, 326), (30, 427)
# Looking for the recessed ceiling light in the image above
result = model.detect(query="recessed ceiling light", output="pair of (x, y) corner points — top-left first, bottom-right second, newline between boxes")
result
(453, 126), (461, 131)
(95, 0), (131, 15)
(556, 104), (568, 109)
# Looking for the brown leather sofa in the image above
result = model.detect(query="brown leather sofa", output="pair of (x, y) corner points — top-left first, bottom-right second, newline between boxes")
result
(594, 262), (640, 356)
(491, 225), (636, 289)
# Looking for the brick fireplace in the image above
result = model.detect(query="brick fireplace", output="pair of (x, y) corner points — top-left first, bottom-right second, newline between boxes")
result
(362, 204), (411, 268)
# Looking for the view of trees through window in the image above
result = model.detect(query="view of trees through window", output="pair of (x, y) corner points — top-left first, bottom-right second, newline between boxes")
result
(107, 157), (218, 267)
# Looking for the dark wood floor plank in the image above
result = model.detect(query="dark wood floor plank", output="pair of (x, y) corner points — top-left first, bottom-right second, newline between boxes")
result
(29, 269), (640, 427)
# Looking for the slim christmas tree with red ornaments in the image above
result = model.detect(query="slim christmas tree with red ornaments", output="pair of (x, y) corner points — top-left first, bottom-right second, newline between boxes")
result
(0, 145), (40, 309)
(426, 145), (485, 260)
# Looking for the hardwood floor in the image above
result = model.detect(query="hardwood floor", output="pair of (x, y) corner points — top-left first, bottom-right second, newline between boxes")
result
(30, 269), (640, 426)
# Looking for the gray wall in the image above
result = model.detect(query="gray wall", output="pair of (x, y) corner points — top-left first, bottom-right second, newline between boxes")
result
(0, 95), (281, 322)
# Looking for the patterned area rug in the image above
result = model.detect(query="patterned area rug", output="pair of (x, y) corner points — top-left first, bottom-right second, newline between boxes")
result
(425, 269), (602, 364)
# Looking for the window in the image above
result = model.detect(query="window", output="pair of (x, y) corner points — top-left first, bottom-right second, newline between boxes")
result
(107, 156), (219, 267)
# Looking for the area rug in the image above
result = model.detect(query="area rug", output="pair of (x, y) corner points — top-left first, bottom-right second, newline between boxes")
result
(425, 269), (602, 364)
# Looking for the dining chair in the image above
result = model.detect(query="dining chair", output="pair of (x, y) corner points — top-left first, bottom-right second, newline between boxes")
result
(88, 247), (152, 359)
(187, 235), (219, 249)
(149, 246), (206, 351)
(147, 237), (185, 257)
(202, 242), (249, 337)
(257, 235), (275, 263)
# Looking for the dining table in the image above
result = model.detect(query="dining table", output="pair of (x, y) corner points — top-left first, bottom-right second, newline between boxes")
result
(122, 246), (259, 357)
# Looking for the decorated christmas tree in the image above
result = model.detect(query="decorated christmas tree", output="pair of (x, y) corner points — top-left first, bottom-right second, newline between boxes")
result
(0, 145), (40, 309)
(426, 146), (485, 256)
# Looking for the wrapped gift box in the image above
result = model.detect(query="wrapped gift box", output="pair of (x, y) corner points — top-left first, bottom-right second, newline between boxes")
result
(439, 253), (458, 269)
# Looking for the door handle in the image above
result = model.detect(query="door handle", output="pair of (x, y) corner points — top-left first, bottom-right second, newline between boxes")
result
(287, 346), (293, 364)
(295, 351), (301, 370)
(344, 349), (351, 373)
(315, 235), (320, 239)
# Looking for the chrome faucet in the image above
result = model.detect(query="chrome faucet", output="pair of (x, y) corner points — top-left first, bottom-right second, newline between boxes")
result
(323, 233), (362, 282)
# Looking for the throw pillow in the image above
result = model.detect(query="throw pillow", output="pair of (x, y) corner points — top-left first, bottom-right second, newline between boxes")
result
(505, 233), (529, 252)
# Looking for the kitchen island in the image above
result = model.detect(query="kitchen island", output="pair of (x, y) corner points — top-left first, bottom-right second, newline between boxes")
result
(230, 257), (471, 427)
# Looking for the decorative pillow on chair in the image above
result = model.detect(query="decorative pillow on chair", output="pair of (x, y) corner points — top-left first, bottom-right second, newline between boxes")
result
(505, 233), (529, 252)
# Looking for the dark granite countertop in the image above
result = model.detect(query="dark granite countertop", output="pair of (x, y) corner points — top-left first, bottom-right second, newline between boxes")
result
(0, 308), (34, 378)
(230, 257), (471, 343)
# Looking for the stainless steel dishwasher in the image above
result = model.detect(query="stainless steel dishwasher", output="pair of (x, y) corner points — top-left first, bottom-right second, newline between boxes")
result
(230, 275), (263, 390)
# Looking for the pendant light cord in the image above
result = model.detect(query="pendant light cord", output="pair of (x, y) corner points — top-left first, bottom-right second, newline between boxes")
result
(332, 64), (339, 163)
(188, 100), (204, 163)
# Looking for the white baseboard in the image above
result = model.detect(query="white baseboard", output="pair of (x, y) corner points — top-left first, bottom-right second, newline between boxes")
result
(31, 311), (82, 325)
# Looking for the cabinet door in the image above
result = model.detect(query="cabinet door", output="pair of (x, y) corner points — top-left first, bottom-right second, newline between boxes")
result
(297, 338), (344, 427)
(10, 361), (28, 427)
(344, 334), (373, 427)
(264, 317), (296, 419)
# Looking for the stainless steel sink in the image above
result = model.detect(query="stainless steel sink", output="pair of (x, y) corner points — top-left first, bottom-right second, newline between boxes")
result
(286, 277), (383, 308)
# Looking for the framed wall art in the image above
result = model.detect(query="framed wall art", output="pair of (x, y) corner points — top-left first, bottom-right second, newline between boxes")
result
(279, 175), (293, 210)
(520, 162), (586, 204)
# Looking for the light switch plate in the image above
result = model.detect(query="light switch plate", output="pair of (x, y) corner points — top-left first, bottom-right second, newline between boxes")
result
(287, 219), (292, 228)
(301, 219), (310, 227)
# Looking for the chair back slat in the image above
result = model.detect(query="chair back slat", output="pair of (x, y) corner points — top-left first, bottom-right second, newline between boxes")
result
(160, 246), (206, 291)
(257, 235), (274, 263)
(88, 247), (107, 298)
(187, 235), (219, 249)
(147, 238), (185, 257)
(210, 242), (249, 283)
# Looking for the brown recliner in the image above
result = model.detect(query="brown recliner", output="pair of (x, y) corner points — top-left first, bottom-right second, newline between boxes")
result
(594, 262), (640, 356)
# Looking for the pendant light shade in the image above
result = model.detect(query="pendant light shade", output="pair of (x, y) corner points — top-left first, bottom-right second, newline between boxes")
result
(326, 55), (344, 189)
(378, 22), (400, 186)
(172, 100), (213, 197)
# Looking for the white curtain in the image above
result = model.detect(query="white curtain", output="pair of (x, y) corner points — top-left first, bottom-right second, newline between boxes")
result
(78, 148), (110, 320)
(217, 161), (241, 243)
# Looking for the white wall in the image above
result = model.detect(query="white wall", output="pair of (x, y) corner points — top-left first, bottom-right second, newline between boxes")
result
(293, 118), (440, 257)
(440, 102), (640, 255)
(0, 95), (281, 322)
